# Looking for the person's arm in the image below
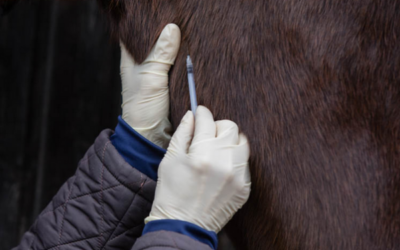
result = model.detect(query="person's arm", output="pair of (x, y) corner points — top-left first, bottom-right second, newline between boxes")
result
(112, 24), (218, 249)
(13, 129), (158, 250)
(132, 106), (251, 250)
(110, 23), (180, 181)
(104, 22), (251, 249)
(12, 24), (180, 250)
(14, 23), (251, 250)
(14, 106), (249, 250)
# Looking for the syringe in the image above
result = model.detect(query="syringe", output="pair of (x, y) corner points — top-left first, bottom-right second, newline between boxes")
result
(186, 55), (198, 116)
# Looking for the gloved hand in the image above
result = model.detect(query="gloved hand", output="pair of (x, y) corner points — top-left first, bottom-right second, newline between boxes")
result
(120, 24), (181, 149)
(146, 106), (251, 233)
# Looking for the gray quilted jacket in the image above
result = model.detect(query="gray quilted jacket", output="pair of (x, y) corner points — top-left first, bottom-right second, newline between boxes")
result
(13, 129), (212, 250)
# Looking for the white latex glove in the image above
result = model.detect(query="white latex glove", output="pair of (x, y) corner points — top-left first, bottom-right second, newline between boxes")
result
(146, 106), (251, 233)
(120, 23), (181, 149)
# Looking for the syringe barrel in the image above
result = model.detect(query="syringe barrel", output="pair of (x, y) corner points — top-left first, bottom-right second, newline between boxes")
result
(187, 56), (198, 115)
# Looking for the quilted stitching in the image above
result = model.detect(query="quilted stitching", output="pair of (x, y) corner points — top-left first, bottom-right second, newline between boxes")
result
(13, 130), (156, 250)
(108, 224), (144, 244)
(14, 130), (212, 250)
(57, 175), (77, 249)
(102, 180), (144, 248)
(45, 228), (115, 250)
(97, 141), (111, 249)
(40, 183), (123, 217)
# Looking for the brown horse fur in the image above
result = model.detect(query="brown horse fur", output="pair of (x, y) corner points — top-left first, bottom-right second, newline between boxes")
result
(99, 1), (400, 249)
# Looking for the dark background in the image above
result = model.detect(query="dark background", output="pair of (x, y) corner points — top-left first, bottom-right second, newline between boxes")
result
(0, 1), (121, 249)
(0, 1), (234, 249)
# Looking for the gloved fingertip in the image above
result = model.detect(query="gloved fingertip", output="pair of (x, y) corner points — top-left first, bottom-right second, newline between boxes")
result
(238, 133), (251, 158)
(238, 133), (249, 144)
(147, 23), (181, 64)
(182, 110), (194, 124)
(169, 111), (194, 152)
(195, 105), (213, 120)
(119, 39), (126, 48)
(163, 23), (181, 39)
(195, 105), (207, 114)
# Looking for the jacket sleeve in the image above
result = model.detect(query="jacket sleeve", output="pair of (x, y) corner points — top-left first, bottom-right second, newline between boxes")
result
(131, 231), (213, 250)
(13, 129), (157, 250)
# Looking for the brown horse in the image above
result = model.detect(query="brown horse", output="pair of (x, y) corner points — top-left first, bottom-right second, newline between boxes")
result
(96, 0), (400, 249)
(2, 0), (399, 248)
(1, 0), (392, 248)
